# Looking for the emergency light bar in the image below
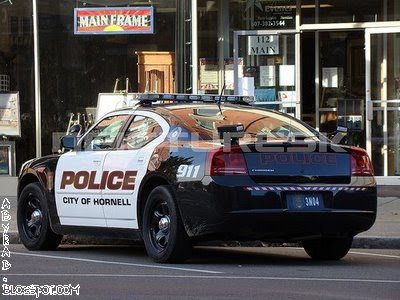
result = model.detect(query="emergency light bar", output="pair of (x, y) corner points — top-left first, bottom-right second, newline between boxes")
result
(135, 93), (254, 105)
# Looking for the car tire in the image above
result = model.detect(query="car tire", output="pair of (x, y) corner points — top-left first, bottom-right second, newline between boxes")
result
(142, 185), (192, 263)
(303, 236), (353, 260)
(17, 183), (63, 250)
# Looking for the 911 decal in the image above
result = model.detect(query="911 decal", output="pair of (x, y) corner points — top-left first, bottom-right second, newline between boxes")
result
(177, 165), (200, 178)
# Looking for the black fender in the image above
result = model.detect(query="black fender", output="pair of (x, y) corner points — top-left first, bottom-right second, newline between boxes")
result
(138, 143), (209, 237)
(18, 155), (61, 234)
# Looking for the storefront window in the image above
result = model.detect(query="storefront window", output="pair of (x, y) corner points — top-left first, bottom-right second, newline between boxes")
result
(302, 0), (400, 24)
(237, 33), (296, 116)
(198, 0), (219, 94)
(318, 31), (365, 148)
(37, 0), (177, 156)
(0, 0), (35, 173)
(197, 0), (297, 96)
(370, 32), (400, 176)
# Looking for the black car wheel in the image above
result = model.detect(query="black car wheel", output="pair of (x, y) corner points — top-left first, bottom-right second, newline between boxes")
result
(142, 185), (192, 263)
(17, 183), (62, 250)
(303, 236), (353, 260)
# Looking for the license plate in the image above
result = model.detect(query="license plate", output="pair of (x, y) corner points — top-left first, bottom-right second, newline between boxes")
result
(287, 193), (324, 211)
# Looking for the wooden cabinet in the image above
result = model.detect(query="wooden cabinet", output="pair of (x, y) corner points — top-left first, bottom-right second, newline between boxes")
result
(135, 51), (175, 93)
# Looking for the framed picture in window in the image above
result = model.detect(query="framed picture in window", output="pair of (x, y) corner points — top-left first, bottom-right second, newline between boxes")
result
(0, 142), (16, 176)
(0, 92), (21, 136)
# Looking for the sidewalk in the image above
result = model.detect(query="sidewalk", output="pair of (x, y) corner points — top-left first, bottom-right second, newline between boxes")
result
(354, 196), (400, 248)
(3, 195), (400, 248)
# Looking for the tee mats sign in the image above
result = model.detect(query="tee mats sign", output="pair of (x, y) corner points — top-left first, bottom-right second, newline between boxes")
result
(74, 7), (154, 35)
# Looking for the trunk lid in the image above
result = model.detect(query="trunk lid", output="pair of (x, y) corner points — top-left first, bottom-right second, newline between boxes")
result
(242, 142), (351, 184)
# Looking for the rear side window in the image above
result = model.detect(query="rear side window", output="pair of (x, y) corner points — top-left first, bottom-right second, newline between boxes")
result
(120, 116), (163, 150)
(168, 106), (319, 141)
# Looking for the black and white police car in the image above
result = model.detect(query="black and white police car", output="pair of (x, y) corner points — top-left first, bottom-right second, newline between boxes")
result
(17, 93), (377, 263)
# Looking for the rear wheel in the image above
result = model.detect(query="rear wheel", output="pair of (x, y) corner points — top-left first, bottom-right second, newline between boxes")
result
(303, 236), (353, 260)
(17, 183), (62, 250)
(142, 185), (192, 263)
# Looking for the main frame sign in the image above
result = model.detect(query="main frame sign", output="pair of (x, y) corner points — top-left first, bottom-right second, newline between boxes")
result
(74, 7), (154, 35)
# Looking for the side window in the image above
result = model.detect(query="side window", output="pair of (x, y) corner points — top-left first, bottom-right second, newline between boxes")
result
(82, 115), (129, 151)
(120, 116), (163, 150)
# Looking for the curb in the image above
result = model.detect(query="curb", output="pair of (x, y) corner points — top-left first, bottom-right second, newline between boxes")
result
(352, 236), (400, 249)
(7, 232), (400, 249)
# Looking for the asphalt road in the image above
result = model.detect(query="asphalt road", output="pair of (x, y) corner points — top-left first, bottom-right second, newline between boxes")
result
(2, 245), (399, 300)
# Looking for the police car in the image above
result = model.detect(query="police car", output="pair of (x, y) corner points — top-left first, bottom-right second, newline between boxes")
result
(17, 93), (377, 263)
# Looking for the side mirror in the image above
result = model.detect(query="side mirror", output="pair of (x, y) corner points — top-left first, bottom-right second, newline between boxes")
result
(69, 124), (83, 136)
(61, 135), (78, 151)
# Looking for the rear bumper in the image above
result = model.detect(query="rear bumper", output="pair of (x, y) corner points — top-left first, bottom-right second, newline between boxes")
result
(174, 176), (377, 241)
(226, 210), (375, 241)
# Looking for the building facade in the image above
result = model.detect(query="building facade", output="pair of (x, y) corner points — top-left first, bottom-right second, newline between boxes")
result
(0, 0), (399, 185)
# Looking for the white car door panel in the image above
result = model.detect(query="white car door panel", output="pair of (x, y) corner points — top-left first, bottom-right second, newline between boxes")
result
(54, 113), (130, 227)
(55, 151), (108, 226)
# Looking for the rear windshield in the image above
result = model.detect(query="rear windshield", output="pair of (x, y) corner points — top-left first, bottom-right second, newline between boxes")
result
(167, 105), (320, 142)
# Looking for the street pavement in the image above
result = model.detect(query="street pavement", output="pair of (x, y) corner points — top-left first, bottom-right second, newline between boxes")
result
(1, 245), (399, 299)
(3, 195), (400, 248)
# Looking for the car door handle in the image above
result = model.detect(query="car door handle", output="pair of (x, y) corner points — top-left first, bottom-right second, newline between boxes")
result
(93, 160), (101, 166)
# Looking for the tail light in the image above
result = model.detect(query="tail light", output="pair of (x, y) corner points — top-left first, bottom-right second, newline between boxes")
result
(207, 146), (248, 176)
(350, 147), (374, 176)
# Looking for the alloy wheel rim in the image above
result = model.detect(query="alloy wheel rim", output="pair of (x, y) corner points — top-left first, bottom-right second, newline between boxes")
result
(23, 195), (43, 240)
(149, 200), (170, 251)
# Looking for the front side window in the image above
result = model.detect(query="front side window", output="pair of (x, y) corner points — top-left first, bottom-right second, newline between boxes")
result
(120, 116), (163, 150)
(82, 115), (129, 151)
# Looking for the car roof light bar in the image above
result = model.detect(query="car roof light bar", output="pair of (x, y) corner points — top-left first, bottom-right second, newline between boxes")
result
(136, 93), (254, 106)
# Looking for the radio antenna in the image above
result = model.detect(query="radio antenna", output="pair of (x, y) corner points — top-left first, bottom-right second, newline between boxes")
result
(217, 59), (226, 115)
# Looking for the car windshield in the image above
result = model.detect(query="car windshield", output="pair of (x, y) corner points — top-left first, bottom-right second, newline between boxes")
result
(167, 105), (320, 142)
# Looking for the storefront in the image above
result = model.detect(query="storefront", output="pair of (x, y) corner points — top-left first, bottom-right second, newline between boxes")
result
(0, 0), (399, 185)
(0, 0), (180, 177)
(195, 0), (400, 184)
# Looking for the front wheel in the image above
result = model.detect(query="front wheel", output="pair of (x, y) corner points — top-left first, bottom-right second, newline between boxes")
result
(17, 183), (62, 250)
(142, 185), (192, 263)
(303, 236), (353, 260)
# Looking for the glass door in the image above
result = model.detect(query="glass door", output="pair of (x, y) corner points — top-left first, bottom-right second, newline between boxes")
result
(317, 31), (366, 148)
(366, 28), (400, 177)
(233, 30), (299, 118)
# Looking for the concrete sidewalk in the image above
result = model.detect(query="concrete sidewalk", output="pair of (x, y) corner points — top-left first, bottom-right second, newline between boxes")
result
(2, 195), (400, 249)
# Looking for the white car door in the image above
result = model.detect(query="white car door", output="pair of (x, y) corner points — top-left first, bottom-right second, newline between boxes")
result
(101, 112), (169, 229)
(54, 113), (130, 227)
